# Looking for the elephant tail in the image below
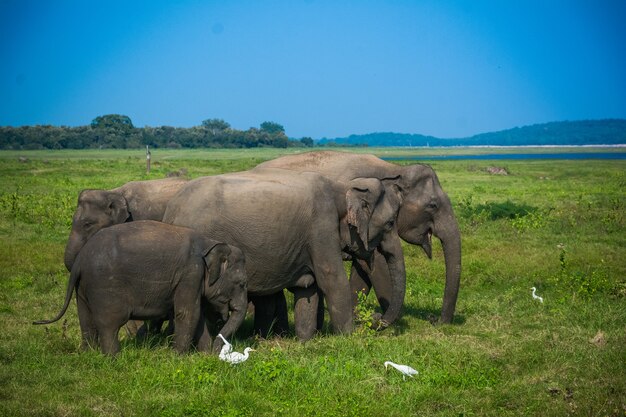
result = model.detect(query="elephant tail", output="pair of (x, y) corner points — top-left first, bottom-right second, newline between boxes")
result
(33, 263), (81, 325)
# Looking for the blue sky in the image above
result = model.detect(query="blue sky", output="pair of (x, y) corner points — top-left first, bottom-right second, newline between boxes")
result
(1, 0), (625, 139)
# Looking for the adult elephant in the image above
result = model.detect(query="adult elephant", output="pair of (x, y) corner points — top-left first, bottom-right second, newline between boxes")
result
(256, 151), (461, 324)
(162, 168), (404, 340)
(64, 178), (188, 271)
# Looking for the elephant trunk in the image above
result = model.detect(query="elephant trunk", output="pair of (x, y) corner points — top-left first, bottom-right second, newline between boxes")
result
(436, 211), (462, 324)
(214, 292), (248, 347)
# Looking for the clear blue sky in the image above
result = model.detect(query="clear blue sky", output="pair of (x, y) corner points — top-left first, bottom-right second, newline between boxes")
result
(2, 0), (625, 139)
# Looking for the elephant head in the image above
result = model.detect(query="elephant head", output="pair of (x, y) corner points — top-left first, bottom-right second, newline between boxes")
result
(200, 242), (248, 352)
(344, 177), (405, 326)
(64, 190), (129, 271)
(344, 177), (402, 252)
(396, 165), (462, 324)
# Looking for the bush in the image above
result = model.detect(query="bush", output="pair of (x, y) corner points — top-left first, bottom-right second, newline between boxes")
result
(458, 196), (538, 223)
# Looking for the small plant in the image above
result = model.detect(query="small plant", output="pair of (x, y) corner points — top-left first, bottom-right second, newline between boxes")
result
(457, 194), (489, 225)
(252, 348), (289, 383)
(457, 194), (475, 220)
(551, 244), (613, 299)
(0, 186), (22, 224)
(171, 361), (218, 388)
(511, 209), (549, 232)
(558, 243), (567, 271)
(353, 290), (377, 336)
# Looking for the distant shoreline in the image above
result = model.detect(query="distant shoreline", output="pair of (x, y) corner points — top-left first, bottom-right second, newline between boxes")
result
(381, 151), (626, 161)
(417, 144), (626, 148)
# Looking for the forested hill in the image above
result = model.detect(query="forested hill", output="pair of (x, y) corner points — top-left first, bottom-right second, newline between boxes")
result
(318, 119), (626, 147)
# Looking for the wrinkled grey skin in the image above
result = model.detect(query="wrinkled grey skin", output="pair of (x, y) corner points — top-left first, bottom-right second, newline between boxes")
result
(256, 151), (462, 324)
(162, 168), (404, 340)
(34, 220), (247, 356)
(64, 178), (188, 272)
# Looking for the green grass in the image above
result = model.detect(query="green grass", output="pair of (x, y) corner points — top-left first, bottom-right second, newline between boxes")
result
(1, 148), (625, 416)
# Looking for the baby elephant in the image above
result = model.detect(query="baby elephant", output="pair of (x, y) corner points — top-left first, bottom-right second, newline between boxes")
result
(34, 220), (247, 356)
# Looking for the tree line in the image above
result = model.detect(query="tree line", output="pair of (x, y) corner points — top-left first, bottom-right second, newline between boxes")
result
(0, 115), (316, 150)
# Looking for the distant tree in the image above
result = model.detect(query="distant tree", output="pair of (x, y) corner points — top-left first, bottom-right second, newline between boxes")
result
(91, 114), (134, 130)
(271, 134), (290, 148)
(202, 118), (231, 134)
(260, 121), (285, 134)
(89, 115), (136, 148)
(299, 137), (314, 147)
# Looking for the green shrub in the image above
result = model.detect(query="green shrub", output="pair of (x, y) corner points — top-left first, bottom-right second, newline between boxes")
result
(458, 196), (539, 225)
(550, 244), (616, 298)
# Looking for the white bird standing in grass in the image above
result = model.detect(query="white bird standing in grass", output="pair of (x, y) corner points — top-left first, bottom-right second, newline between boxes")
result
(531, 287), (544, 303)
(216, 334), (254, 364)
(216, 334), (232, 360)
(221, 347), (255, 364)
(384, 361), (419, 380)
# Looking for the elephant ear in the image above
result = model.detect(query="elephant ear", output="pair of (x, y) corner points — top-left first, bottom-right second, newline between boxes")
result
(381, 175), (404, 207)
(104, 192), (130, 224)
(203, 242), (232, 286)
(346, 178), (385, 251)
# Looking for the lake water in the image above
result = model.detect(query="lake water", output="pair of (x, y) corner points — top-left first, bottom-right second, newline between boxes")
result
(381, 152), (626, 161)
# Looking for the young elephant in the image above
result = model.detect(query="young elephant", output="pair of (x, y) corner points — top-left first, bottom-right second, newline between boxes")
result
(34, 220), (247, 356)
(64, 178), (188, 272)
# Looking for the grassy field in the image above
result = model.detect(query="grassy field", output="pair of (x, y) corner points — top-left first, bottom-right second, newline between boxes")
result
(1, 148), (624, 416)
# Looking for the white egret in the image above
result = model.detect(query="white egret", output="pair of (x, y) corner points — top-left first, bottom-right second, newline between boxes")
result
(531, 287), (544, 303)
(216, 334), (255, 364)
(221, 347), (255, 364)
(216, 334), (232, 361)
(384, 361), (419, 380)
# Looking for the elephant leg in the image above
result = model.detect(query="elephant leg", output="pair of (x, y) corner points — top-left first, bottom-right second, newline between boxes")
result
(350, 261), (373, 303)
(369, 252), (394, 313)
(254, 292), (288, 337)
(352, 251), (393, 313)
(194, 317), (212, 353)
(172, 293), (202, 354)
(273, 291), (289, 336)
(316, 290), (325, 330)
(173, 310), (200, 354)
(292, 285), (319, 341)
(94, 306), (126, 355)
(312, 259), (353, 335)
(98, 325), (122, 356)
(251, 294), (277, 338)
(76, 293), (98, 351)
